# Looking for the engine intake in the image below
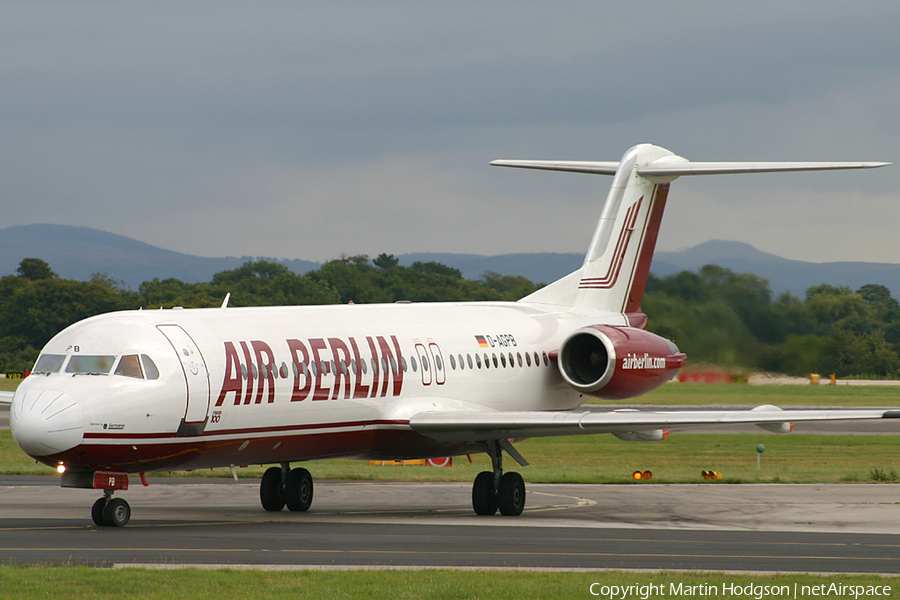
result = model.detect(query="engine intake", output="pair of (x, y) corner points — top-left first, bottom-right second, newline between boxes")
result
(558, 325), (686, 400)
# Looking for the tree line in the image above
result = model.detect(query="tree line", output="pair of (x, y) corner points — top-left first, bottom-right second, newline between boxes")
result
(0, 255), (538, 371)
(2, 256), (900, 379)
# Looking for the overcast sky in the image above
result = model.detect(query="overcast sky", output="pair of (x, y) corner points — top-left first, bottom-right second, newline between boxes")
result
(2, 2), (898, 265)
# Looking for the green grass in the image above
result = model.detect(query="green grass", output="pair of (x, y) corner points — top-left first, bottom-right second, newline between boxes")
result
(0, 567), (897, 600)
(588, 381), (900, 407)
(0, 379), (19, 392)
(4, 380), (900, 482)
(5, 429), (900, 484)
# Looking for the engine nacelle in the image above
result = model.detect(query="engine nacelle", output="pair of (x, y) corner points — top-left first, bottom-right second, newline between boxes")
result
(558, 325), (686, 400)
(613, 429), (669, 442)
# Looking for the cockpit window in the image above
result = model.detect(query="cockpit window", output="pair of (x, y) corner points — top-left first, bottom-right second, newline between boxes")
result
(65, 355), (116, 375)
(33, 354), (66, 374)
(141, 355), (160, 380)
(115, 355), (144, 379)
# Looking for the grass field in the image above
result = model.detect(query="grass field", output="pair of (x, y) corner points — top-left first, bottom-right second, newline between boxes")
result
(592, 381), (900, 407)
(4, 429), (899, 484)
(0, 567), (897, 600)
(3, 380), (900, 482)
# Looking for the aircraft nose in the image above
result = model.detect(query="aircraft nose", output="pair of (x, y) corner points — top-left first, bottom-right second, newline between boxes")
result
(10, 389), (85, 457)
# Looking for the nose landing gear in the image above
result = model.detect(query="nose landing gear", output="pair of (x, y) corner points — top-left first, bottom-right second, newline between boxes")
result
(91, 491), (131, 527)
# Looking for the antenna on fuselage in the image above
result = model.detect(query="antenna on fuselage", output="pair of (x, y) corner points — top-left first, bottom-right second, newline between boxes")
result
(221, 293), (231, 309)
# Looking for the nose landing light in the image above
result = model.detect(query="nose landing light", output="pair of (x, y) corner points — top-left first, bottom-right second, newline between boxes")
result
(10, 389), (85, 458)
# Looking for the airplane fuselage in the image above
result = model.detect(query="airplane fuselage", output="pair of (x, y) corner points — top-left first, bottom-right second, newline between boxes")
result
(13, 300), (622, 474)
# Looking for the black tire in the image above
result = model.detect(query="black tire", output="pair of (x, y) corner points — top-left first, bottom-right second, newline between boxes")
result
(285, 467), (314, 512)
(91, 497), (108, 527)
(102, 498), (131, 527)
(472, 471), (497, 516)
(260, 466), (285, 511)
(497, 472), (525, 516)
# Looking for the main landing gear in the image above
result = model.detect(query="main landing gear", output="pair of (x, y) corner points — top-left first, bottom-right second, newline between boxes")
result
(91, 491), (131, 527)
(471, 440), (527, 516)
(259, 463), (314, 512)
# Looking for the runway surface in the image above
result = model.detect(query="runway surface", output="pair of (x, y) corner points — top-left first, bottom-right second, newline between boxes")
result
(2, 476), (899, 573)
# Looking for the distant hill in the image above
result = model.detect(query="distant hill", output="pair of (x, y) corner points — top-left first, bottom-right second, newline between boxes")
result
(0, 224), (319, 288)
(2, 225), (899, 297)
(652, 240), (900, 297)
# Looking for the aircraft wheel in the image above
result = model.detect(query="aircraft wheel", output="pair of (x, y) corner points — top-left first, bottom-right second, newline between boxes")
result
(91, 497), (108, 527)
(284, 467), (313, 512)
(472, 471), (497, 516)
(102, 498), (131, 527)
(497, 472), (525, 516)
(260, 466), (285, 511)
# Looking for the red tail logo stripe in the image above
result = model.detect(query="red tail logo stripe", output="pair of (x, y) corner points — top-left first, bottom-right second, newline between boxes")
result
(578, 196), (643, 290)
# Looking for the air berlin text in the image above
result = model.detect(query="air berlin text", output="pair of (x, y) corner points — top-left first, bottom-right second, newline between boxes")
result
(215, 335), (404, 406)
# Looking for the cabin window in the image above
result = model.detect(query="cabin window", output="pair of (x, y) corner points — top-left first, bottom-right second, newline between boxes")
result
(422, 356), (430, 372)
(467, 354), (474, 369)
(280, 363), (289, 379)
(458, 354), (464, 370)
(33, 354), (65, 374)
(240, 364), (248, 380)
(400, 356), (407, 372)
(542, 352), (549, 367)
(360, 358), (367, 375)
(525, 352), (532, 367)
(517, 352), (523, 367)
(492, 354), (499, 369)
(411, 356), (418, 372)
(449, 354), (456, 370)
(434, 355), (443, 371)
(475, 354), (482, 369)
(483, 353), (490, 369)
(533, 352), (540, 366)
(500, 353), (507, 368)
(66, 355), (115, 375)
(115, 355), (144, 379)
(508, 353), (515, 368)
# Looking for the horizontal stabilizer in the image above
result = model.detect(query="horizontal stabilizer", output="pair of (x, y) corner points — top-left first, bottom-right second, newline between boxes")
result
(491, 158), (890, 183)
(490, 160), (620, 175)
(638, 161), (891, 182)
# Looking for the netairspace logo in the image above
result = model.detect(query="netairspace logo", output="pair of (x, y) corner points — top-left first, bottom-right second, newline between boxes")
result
(588, 582), (893, 600)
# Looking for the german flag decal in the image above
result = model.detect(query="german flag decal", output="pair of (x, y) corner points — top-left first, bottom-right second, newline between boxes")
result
(475, 335), (489, 348)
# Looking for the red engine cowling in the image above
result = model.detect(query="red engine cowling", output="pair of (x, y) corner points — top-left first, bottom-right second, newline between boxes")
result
(558, 325), (687, 400)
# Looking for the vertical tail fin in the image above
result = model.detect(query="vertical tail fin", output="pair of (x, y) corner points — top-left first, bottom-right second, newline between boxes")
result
(492, 144), (887, 320)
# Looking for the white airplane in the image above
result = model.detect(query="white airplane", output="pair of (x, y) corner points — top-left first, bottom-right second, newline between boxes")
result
(6, 143), (895, 528)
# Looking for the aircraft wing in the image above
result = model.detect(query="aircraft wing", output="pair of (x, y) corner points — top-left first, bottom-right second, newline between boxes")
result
(0, 391), (13, 405)
(409, 406), (900, 442)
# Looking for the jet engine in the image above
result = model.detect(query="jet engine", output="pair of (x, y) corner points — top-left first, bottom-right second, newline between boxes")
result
(558, 325), (686, 400)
